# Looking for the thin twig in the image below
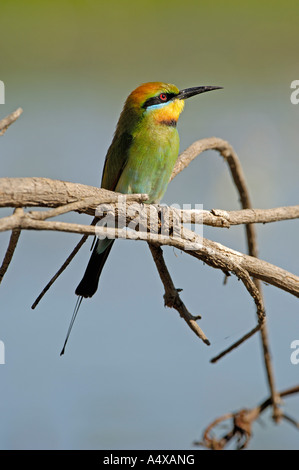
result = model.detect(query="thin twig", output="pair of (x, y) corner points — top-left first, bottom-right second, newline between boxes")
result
(0, 208), (23, 284)
(221, 140), (281, 420)
(210, 324), (261, 363)
(197, 384), (299, 450)
(0, 108), (23, 136)
(148, 244), (210, 345)
(28, 197), (102, 221)
(210, 265), (265, 363)
(172, 137), (281, 420)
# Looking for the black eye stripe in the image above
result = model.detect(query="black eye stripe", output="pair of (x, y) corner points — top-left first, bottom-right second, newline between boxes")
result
(142, 92), (177, 109)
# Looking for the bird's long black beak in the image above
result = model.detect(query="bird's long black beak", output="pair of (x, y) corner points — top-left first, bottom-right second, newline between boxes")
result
(176, 85), (223, 100)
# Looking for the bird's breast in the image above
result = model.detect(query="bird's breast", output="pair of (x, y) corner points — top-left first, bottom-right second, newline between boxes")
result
(115, 126), (179, 203)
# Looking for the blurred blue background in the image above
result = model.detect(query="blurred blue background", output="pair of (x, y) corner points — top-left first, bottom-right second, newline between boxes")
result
(0, 0), (299, 450)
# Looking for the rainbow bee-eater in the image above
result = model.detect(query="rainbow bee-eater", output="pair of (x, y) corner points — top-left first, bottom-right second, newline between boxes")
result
(61, 82), (222, 354)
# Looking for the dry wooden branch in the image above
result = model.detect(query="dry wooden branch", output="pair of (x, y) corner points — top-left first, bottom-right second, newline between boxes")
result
(171, 137), (281, 421)
(148, 244), (210, 345)
(1, 177), (298, 226)
(0, 208), (23, 284)
(1, 177), (298, 351)
(1, 203), (298, 298)
(1, 108), (298, 449)
(208, 206), (299, 226)
(1, 177), (298, 228)
(2, 182), (298, 359)
(195, 384), (299, 450)
(0, 108), (23, 136)
(0, 177), (148, 213)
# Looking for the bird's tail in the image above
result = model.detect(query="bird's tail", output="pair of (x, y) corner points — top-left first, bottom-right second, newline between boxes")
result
(60, 238), (114, 355)
(75, 238), (115, 298)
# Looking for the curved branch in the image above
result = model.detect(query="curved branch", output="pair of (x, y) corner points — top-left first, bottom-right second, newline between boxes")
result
(1, 113), (298, 448)
(0, 177), (148, 213)
(0, 108), (23, 136)
(0, 177), (298, 226)
(148, 244), (210, 345)
(0, 208), (23, 284)
(196, 384), (299, 450)
(172, 137), (282, 420)
(1, 208), (298, 298)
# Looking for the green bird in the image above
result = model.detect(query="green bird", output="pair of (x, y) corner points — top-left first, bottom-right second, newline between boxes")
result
(61, 81), (221, 354)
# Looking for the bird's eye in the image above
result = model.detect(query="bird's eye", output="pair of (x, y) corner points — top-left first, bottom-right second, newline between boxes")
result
(159, 93), (167, 101)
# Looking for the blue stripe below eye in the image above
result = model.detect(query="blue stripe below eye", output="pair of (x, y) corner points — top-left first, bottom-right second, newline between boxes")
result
(146, 101), (169, 111)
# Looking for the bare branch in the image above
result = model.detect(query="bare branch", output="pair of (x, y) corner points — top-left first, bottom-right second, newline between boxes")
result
(196, 384), (299, 450)
(183, 230), (299, 298)
(1, 201), (298, 298)
(172, 137), (282, 420)
(148, 244), (210, 345)
(171, 137), (258, 255)
(1, 113), (298, 448)
(0, 177), (148, 213)
(2, 196), (297, 348)
(210, 324), (262, 364)
(0, 208), (23, 284)
(0, 108), (23, 136)
(1, 178), (298, 226)
(208, 206), (299, 226)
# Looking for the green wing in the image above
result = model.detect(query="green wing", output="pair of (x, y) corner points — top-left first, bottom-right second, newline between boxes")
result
(101, 131), (133, 191)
